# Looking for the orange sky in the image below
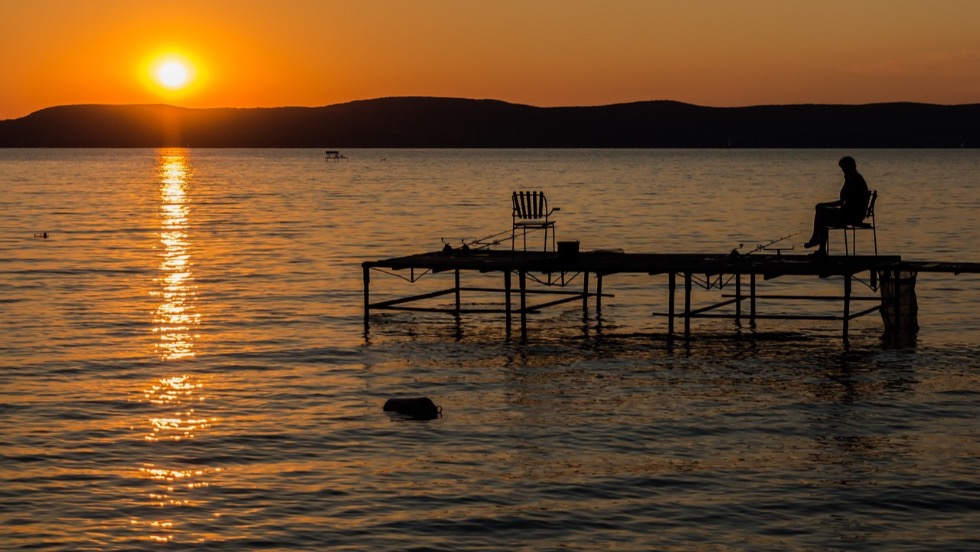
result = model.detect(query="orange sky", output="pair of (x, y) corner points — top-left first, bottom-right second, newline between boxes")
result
(2, 0), (979, 120)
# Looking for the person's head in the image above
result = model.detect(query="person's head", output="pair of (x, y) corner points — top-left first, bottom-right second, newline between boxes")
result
(838, 156), (857, 174)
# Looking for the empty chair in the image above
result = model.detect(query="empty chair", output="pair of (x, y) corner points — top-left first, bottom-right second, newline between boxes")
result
(512, 191), (559, 253)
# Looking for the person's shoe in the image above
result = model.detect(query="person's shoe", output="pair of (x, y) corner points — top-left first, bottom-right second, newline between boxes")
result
(804, 239), (819, 249)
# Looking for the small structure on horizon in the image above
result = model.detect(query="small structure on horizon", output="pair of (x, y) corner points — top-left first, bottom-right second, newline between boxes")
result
(325, 150), (348, 162)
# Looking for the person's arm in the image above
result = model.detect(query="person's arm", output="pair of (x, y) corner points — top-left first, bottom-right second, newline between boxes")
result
(821, 180), (849, 208)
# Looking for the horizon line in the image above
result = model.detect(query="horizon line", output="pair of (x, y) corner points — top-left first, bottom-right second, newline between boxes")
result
(8, 96), (980, 121)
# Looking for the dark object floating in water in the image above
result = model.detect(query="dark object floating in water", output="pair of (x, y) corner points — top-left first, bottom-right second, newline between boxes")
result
(34, 232), (48, 239)
(383, 397), (442, 420)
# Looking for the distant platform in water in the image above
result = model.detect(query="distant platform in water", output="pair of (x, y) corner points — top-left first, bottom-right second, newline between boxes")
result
(361, 248), (980, 343)
(324, 150), (348, 161)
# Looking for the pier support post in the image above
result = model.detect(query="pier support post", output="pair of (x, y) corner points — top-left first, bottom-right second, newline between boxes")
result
(668, 272), (676, 337)
(750, 273), (757, 324)
(684, 272), (692, 339)
(519, 269), (528, 338)
(454, 269), (461, 314)
(735, 272), (742, 323)
(843, 274), (852, 341)
(582, 271), (590, 312)
(362, 265), (371, 326)
(596, 274), (604, 313)
(504, 270), (512, 333)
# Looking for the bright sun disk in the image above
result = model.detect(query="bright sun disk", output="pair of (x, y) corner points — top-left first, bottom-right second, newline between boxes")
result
(158, 61), (189, 89)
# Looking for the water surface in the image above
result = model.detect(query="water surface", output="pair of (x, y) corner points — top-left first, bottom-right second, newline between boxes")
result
(1, 149), (978, 550)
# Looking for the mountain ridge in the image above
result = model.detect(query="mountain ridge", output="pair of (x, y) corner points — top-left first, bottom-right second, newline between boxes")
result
(1, 97), (977, 147)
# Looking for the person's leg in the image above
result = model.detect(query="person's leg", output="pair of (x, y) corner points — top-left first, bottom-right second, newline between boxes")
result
(816, 208), (846, 254)
(805, 204), (829, 248)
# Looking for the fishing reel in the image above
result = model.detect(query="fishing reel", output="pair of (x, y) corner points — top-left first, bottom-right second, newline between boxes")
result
(732, 232), (800, 257)
(440, 237), (471, 256)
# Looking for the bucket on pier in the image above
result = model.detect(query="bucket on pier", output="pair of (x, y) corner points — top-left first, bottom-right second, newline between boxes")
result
(558, 240), (579, 261)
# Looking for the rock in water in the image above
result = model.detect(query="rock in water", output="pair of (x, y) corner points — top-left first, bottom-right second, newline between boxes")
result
(383, 397), (442, 420)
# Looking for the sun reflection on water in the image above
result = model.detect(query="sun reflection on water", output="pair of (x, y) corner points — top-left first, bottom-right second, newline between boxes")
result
(133, 150), (221, 545)
(142, 375), (213, 442)
(134, 372), (222, 543)
(152, 150), (199, 360)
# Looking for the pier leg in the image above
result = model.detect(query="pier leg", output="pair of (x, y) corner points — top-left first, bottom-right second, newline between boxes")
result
(596, 274), (604, 313)
(750, 273), (757, 324)
(454, 269), (461, 314)
(843, 274), (852, 342)
(362, 265), (371, 327)
(519, 270), (528, 339)
(504, 270), (512, 333)
(582, 271), (590, 312)
(684, 272), (692, 340)
(668, 272), (676, 337)
(735, 272), (742, 324)
(891, 270), (900, 337)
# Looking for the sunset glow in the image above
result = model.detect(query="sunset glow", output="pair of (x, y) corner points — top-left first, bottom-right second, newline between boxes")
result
(1, 0), (979, 119)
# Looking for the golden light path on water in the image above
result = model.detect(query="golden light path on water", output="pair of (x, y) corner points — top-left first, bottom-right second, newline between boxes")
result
(153, 150), (199, 360)
(133, 150), (219, 544)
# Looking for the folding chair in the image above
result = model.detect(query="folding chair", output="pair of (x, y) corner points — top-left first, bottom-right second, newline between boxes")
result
(512, 191), (559, 253)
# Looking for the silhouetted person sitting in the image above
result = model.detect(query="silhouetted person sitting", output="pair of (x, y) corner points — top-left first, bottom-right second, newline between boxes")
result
(804, 156), (870, 256)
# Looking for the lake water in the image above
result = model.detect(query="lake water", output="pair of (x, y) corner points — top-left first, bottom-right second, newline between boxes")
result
(1, 148), (978, 550)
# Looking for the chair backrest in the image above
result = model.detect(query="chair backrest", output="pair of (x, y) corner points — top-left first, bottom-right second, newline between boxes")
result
(513, 191), (550, 220)
(865, 190), (877, 219)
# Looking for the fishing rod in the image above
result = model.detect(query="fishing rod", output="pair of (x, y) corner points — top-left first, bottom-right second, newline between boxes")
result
(441, 227), (523, 252)
(731, 231), (802, 257)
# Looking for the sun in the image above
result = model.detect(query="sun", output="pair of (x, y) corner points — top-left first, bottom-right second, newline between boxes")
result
(142, 51), (207, 99)
(157, 60), (190, 89)
(158, 61), (189, 89)
(145, 53), (200, 94)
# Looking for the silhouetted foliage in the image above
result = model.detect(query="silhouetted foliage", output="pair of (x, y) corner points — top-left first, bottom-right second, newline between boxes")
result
(0, 98), (977, 147)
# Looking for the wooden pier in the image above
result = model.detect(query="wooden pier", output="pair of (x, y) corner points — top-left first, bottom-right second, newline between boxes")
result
(361, 249), (980, 341)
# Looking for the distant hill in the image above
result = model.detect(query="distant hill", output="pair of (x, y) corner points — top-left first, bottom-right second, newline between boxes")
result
(0, 97), (977, 147)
